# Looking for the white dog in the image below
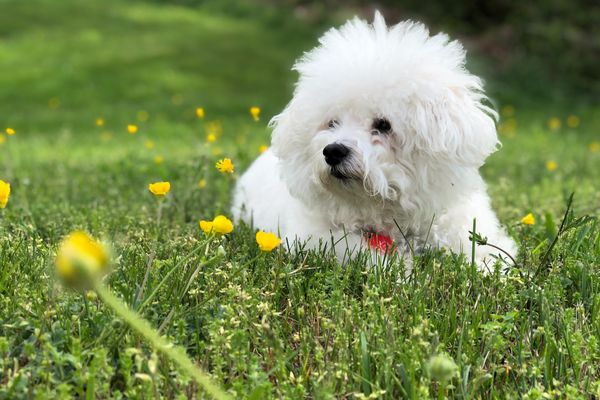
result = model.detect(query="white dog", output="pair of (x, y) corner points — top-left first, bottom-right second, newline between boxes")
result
(232, 12), (517, 268)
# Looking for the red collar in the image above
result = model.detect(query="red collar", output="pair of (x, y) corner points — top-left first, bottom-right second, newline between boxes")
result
(365, 232), (393, 252)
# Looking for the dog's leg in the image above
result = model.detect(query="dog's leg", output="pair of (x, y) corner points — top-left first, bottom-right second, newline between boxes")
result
(433, 190), (517, 272)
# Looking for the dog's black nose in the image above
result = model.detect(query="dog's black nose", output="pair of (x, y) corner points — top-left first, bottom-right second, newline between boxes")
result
(323, 143), (350, 166)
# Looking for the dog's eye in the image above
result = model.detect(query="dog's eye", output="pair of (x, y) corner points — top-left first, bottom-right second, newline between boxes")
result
(327, 120), (339, 129)
(372, 118), (392, 134)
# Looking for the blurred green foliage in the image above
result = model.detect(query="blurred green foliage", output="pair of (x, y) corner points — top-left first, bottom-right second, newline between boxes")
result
(149, 0), (599, 105)
(385, 0), (600, 103)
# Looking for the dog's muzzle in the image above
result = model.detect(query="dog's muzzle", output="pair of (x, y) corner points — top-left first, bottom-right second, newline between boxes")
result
(323, 143), (352, 179)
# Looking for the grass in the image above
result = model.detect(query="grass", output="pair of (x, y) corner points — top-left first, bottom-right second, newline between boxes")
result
(1, 0), (600, 398)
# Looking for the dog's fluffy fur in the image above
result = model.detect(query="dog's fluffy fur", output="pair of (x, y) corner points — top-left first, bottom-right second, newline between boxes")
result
(232, 13), (517, 268)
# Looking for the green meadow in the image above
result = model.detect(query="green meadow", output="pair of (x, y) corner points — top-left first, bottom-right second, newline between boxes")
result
(1, 0), (599, 398)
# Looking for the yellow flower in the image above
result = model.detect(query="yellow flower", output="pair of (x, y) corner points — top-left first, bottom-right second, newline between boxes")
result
(96, 118), (105, 127)
(55, 231), (110, 286)
(566, 115), (579, 128)
(0, 180), (10, 209)
(127, 124), (138, 134)
(259, 144), (268, 153)
(207, 133), (217, 143)
(250, 106), (261, 121)
(199, 220), (213, 234)
(199, 215), (234, 236)
(256, 231), (281, 252)
(85, 290), (97, 301)
(546, 160), (557, 171)
(0, 134), (5, 144)
(148, 181), (171, 197)
(501, 105), (515, 117)
(196, 107), (205, 119)
(521, 213), (535, 225)
(5, 128), (15, 135)
(215, 158), (234, 174)
(498, 118), (517, 136)
(590, 141), (600, 153)
(137, 110), (149, 122)
(154, 155), (164, 165)
(205, 121), (222, 136)
(213, 215), (234, 234)
(144, 140), (155, 149)
(198, 179), (207, 189)
(547, 118), (561, 130)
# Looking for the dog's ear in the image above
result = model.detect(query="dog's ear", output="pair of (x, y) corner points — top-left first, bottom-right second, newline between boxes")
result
(269, 99), (303, 160)
(408, 86), (499, 167)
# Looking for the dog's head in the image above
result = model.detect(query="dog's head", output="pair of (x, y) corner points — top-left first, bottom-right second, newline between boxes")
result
(270, 13), (499, 222)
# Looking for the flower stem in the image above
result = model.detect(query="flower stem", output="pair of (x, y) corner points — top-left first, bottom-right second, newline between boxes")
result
(135, 200), (164, 306)
(93, 282), (231, 400)
(470, 218), (477, 280)
(137, 247), (217, 314)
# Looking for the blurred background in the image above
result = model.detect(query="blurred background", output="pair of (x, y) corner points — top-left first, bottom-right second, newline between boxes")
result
(1, 0), (598, 130)
(0, 0), (598, 218)
(272, 0), (600, 104)
(165, 0), (600, 106)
